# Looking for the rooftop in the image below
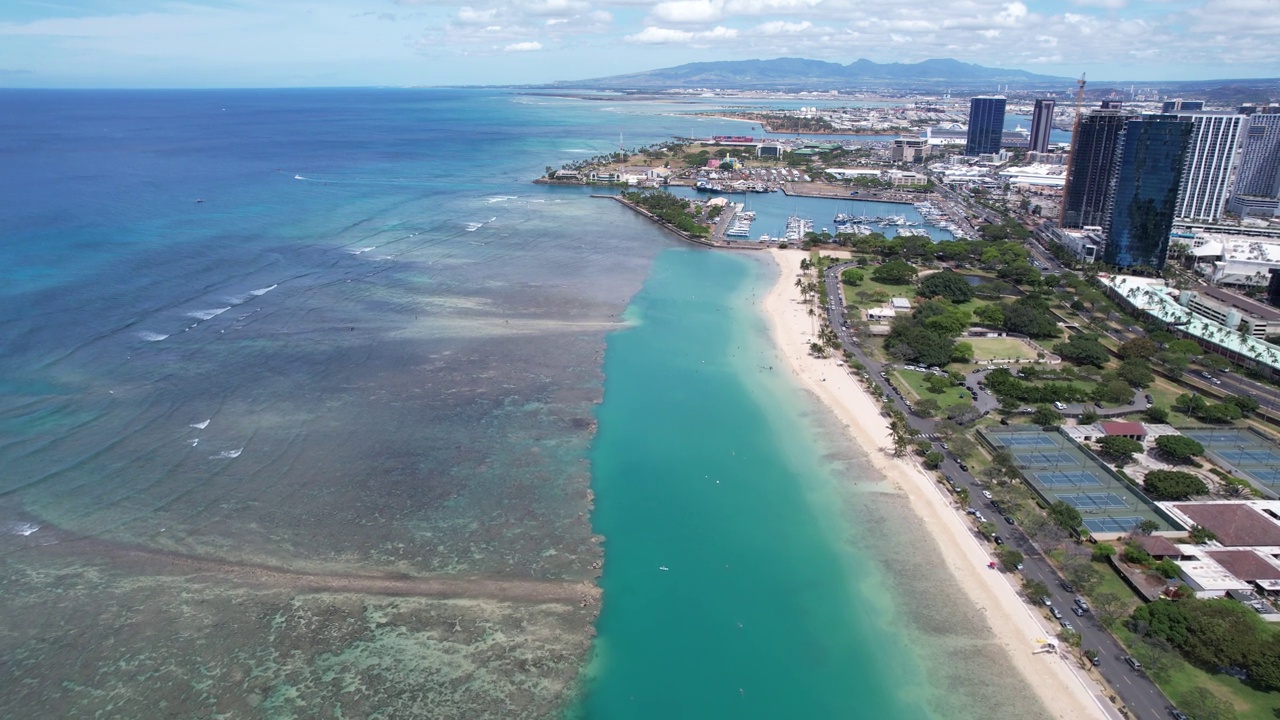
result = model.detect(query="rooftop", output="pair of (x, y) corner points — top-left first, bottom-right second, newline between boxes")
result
(1101, 421), (1146, 436)
(1099, 275), (1280, 371)
(1206, 550), (1280, 581)
(1134, 534), (1182, 557)
(1172, 503), (1280, 547)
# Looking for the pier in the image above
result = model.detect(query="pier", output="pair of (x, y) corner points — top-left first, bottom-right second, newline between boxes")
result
(597, 195), (765, 250)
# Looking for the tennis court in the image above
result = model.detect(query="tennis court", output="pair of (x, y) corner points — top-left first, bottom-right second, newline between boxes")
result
(987, 433), (1061, 449)
(1083, 517), (1144, 534)
(1057, 492), (1131, 510)
(979, 426), (1178, 536)
(1183, 428), (1280, 492)
(1015, 451), (1081, 467)
(1034, 470), (1104, 487)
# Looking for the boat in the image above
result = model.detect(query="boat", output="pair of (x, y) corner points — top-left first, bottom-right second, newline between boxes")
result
(659, 566), (669, 571)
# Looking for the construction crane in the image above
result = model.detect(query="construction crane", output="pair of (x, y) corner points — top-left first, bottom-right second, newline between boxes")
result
(1059, 73), (1087, 226)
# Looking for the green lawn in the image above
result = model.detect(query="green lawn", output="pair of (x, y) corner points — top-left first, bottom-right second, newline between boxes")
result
(969, 337), (1040, 362)
(1111, 625), (1280, 720)
(893, 369), (974, 409)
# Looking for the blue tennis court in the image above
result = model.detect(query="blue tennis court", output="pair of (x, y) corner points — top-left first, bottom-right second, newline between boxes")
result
(992, 434), (1061, 448)
(1016, 451), (1081, 467)
(1057, 492), (1129, 510)
(1183, 428), (1280, 490)
(1034, 470), (1103, 487)
(1216, 449), (1280, 464)
(1083, 516), (1144, 533)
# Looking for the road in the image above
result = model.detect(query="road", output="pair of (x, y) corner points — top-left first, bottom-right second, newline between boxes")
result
(818, 262), (1176, 720)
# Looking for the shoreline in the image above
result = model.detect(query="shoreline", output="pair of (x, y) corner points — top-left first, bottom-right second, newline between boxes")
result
(760, 248), (1112, 720)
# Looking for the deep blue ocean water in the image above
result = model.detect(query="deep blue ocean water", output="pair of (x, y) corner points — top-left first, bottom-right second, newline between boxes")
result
(0, 89), (1051, 719)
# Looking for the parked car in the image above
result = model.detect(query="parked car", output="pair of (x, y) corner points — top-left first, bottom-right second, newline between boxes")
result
(981, 490), (993, 499)
(1072, 606), (1085, 617)
(1124, 656), (1143, 671)
(957, 461), (969, 471)
(1059, 620), (1074, 631)
(1050, 606), (1063, 619)
(1060, 581), (1075, 592)
(993, 535), (1004, 546)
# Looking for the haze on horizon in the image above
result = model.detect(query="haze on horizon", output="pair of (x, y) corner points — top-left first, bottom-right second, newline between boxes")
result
(0, 0), (1274, 89)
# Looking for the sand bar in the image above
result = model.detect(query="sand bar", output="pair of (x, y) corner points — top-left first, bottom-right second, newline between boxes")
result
(762, 248), (1114, 720)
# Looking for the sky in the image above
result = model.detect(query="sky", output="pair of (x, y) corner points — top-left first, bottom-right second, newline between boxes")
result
(0, 0), (1276, 88)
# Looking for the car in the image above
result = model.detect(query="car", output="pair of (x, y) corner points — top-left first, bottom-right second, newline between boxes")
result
(981, 490), (993, 499)
(1090, 655), (1101, 667)
(1072, 606), (1085, 617)
(1002, 514), (1015, 525)
(1124, 656), (1143, 671)
(993, 535), (1004, 546)
(1060, 580), (1075, 592)
(940, 442), (950, 450)
(1169, 710), (1189, 720)
(1074, 598), (1090, 612)
(1212, 378), (1222, 385)
(1059, 620), (1074, 631)
(1050, 606), (1063, 619)
(1041, 596), (1052, 606)
(1145, 394), (1153, 403)
(1201, 371), (1214, 380)
(1053, 401), (1067, 411)
(1094, 401), (1104, 409)
(957, 462), (969, 471)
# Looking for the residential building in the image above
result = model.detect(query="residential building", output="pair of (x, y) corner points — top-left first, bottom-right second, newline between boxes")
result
(1102, 114), (1194, 269)
(1028, 99), (1056, 153)
(1173, 111), (1246, 222)
(1061, 103), (1134, 228)
(1228, 109), (1280, 218)
(965, 96), (1006, 157)
(1163, 99), (1205, 113)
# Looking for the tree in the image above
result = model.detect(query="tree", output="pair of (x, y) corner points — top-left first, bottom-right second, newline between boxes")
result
(1098, 436), (1144, 465)
(1095, 380), (1134, 405)
(1001, 296), (1062, 339)
(974, 303), (1005, 327)
(978, 521), (999, 539)
(1079, 409), (1099, 425)
(1224, 394), (1260, 416)
(1022, 578), (1050, 602)
(840, 268), (865, 286)
(872, 259), (918, 285)
(1031, 405), (1064, 427)
(1063, 555), (1101, 589)
(1135, 519), (1161, 536)
(1145, 405), (1170, 423)
(1143, 470), (1209, 500)
(1092, 590), (1129, 623)
(1053, 336), (1111, 367)
(1188, 524), (1218, 544)
(951, 341), (975, 364)
(924, 449), (945, 468)
(1123, 543), (1153, 565)
(1092, 543), (1117, 562)
(1200, 402), (1243, 424)
(915, 398), (941, 418)
(1175, 393), (1209, 416)
(1155, 435), (1205, 461)
(1177, 687), (1236, 720)
(1153, 559), (1181, 578)
(1048, 500), (1082, 531)
(1118, 358), (1155, 388)
(998, 547), (1024, 572)
(917, 270), (975, 303)
(925, 374), (951, 394)
(1118, 336), (1159, 360)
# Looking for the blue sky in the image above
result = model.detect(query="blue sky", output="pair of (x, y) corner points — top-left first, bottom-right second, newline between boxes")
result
(0, 0), (1275, 87)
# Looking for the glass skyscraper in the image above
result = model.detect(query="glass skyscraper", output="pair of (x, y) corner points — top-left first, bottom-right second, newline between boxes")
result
(1061, 103), (1133, 228)
(1028, 99), (1055, 154)
(965, 96), (1006, 156)
(1102, 115), (1194, 269)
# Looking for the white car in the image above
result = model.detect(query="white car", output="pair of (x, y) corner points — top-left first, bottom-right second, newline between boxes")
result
(982, 490), (993, 499)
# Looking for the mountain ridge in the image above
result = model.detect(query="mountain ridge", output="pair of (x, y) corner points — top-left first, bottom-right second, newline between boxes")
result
(556, 57), (1074, 90)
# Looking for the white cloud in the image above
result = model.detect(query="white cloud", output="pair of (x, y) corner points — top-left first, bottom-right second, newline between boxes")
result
(625, 25), (739, 43)
(456, 7), (498, 24)
(651, 0), (725, 24)
(754, 20), (813, 34)
(504, 40), (543, 51)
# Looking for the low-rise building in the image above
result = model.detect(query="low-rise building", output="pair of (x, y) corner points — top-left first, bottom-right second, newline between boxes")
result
(1186, 233), (1280, 288)
(1177, 285), (1280, 338)
(1049, 226), (1103, 263)
(888, 171), (929, 187)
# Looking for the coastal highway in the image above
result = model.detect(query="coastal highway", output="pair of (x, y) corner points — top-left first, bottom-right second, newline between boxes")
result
(819, 262), (1177, 720)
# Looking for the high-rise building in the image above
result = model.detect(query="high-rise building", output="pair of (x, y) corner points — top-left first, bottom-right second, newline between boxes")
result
(1028, 99), (1056, 153)
(1235, 110), (1280, 196)
(965, 96), (1006, 156)
(1103, 114), (1194, 269)
(1163, 99), (1205, 113)
(891, 137), (930, 163)
(1173, 111), (1246, 222)
(1061, 103), (1134, 228)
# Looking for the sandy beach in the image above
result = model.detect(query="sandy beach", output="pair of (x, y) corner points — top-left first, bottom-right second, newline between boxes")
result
(762, 248), (1113, 720)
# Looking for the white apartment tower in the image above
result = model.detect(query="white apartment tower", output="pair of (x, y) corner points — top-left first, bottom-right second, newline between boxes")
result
(1173, 110), (1246, 222)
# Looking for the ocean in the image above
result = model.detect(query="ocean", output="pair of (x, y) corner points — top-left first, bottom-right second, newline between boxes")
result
(0, 88), (1051, 719)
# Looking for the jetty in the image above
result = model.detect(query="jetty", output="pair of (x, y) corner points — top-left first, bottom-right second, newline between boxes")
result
(597, 194), (766, 251)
